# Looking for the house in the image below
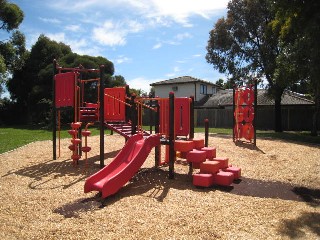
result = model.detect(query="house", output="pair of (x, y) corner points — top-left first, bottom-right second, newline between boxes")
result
(202, 89), (314, 109)
(150, 76), (221, 103)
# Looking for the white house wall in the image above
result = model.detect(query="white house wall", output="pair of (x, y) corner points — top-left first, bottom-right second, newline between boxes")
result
(154, 82), (218, 102)
(154, 83), (196, 100)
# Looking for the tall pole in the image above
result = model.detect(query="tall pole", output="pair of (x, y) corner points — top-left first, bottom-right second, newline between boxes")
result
(253, 79), (257, 146)
(232, 85), (236, 142)
(52, 59), (57, 160)
(204, 118), (209, 147)
(99, 65), (105, 168)
(168, 92), (175, 179)
(189, 96), (194, 139)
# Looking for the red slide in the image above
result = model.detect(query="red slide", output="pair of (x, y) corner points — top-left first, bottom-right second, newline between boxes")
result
(84, 134), (160, 198)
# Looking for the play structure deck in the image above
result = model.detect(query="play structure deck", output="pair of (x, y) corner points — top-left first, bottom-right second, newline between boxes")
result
(52, 61), (241, 198)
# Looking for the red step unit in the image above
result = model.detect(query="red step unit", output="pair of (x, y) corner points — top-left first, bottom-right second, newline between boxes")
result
(223, 166), (241, 180)
(200, 147), (216, 160)
(186, 149), (207, 164)
(174, 140), (194, 152)
(193, 173), (214, 187)
(213, 171), (234, 186)
(212, 157), (229, 169)
(200, 160), (220, 174)
(192, 138), (205, 150)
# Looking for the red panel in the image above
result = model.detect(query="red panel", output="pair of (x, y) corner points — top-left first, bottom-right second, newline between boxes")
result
(158, 99), (169, 135)
(104, 87), (126, 122)
(55, 72), (75, 108)
(175, 98), (190, 136)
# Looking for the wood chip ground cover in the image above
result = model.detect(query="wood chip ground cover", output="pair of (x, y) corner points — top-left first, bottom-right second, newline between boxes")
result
(0, 133), (319, 239)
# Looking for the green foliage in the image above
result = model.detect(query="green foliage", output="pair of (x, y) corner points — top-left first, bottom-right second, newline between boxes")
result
(205, 0), (303, 132)
(0, 1), (26, 96)
(272, 0), (320, 135)
(206, 0), (277, 84)
(0, 0), (24, 31)
(7, 35), (114, 125)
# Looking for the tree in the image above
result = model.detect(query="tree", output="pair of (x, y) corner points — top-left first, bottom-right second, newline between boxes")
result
(215, 79), (224, 88)
(206, 0), (292, 132)
(0, 0), (25, 97)
(8, 35), (114, 124)
(273, 0), (320, 136)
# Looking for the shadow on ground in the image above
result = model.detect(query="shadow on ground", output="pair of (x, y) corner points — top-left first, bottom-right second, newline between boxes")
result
(53, 167), (319, 221)
(1, 149), (121, 190)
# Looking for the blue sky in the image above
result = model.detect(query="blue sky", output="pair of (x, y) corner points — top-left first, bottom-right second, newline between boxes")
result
(5, 0), (229, 94)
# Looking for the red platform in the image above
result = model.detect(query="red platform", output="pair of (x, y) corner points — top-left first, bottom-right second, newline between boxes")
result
(212, 157), (229, 169)
(223, 166), (241, 179)
(200, 147), (216, 160)
(175, 140), (194, 152)
(213, 171), (234, 186)
(186, 149), (207, 163)
(200, 160), (220, 174)
(193, 173), (214, 187)
(193, 138), (205, 149)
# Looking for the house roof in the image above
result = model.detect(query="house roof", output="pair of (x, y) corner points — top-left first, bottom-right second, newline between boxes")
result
(203, 89), (314, 108)
(150, 76), (219, 87)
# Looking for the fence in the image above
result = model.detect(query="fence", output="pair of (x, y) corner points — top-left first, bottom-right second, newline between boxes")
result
(195, 106), (318, 131)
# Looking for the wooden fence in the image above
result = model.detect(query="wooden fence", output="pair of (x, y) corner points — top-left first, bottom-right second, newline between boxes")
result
(141, 105), (318, 131)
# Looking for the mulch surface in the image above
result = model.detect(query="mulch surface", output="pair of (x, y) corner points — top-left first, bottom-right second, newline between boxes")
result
(0, 133), (319, 239)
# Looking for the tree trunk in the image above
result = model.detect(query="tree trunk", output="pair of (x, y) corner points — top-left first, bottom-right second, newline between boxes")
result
(274, 97), (282, 132)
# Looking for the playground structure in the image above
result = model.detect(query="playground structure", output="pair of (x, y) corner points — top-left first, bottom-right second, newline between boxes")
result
(52, 61), (241, 198)
(233, 81), (257, 145)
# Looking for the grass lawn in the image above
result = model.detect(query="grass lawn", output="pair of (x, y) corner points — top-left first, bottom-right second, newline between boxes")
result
(0, 125), (319, 154)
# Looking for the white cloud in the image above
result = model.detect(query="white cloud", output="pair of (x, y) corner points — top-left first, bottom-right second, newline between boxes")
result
(46, 32), (102, 56)
(49, 0), (228, 27)
(65, 24), (81, 32)
(174, 32), (192, 41)
(166, 66), (181, 78)
(46, 32), (66, 43)
(114, 55), (131, 64)
(38, 17), (61, 24)
(92, 19), (143, 47)
(152, 43), (162, 49)
(127, 77), (159, 93)
(144, 0), (229, 26)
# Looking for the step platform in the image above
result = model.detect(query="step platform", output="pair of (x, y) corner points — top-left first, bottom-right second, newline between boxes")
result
(200, 160), (220, 174)
(200, 147), (216, 160)
(223, 166), (241, 180)
(212, 157), (229, 169)
(193, 173), (214, 187)
(213, 171), (234, 186)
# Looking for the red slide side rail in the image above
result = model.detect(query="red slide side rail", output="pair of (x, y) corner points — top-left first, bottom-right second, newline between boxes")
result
(84, 134), (160, 198)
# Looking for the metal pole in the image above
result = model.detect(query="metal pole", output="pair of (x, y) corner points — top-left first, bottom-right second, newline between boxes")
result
(189, 96), (194, 139)
(169, 92), (175, 179)
(154, 100), (160, 167)
(232, 86), (235, 142)
(52, 59), (57, 160)
(204, 118), (209, 147)
(253, 79), (258, 146)
(99, 65), (105, 168)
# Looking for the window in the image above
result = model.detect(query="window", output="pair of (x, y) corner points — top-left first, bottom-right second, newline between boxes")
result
(172, 86), (178, 91)
(212, 87), (216, 94)
(200, 84), (207, 94)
